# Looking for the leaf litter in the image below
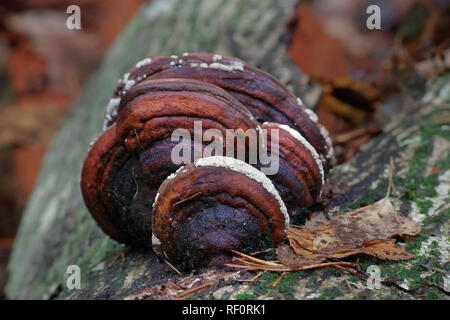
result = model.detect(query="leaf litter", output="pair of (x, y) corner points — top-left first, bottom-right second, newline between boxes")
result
(227, 157), (421, 272)
(132, 158), (421, 299)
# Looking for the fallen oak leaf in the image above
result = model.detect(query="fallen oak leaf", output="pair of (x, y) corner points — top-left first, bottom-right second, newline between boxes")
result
(302, 211), (329, 228)
(277, 157), (420, 266)
(359, 239), (416, 261)
(291, 238), (415, 262)
(276, 244), (324, 267)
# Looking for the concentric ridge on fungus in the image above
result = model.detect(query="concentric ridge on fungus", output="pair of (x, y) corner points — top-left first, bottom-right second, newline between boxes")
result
(258, 122), (325, 218)
(195, 156), (290, 230)
(269, 123), (325, 195)
(102, 53), (334, 169)
(81, 53), (334, 268)
(81, 78), (260, 246)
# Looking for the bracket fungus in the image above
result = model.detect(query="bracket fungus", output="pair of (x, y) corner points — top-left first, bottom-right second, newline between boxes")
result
(82, 79), (259, 245)
(257, 122), (325, 219)
(81, 53), (334, 269)
(151, 156), (289, 269)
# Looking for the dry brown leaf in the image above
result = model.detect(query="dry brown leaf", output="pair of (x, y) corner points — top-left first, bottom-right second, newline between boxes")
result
(277, 158), (420, 266)
(276, 245), (324, 267)
(302, 212), (329, 228)
(359, 239), (416, 261)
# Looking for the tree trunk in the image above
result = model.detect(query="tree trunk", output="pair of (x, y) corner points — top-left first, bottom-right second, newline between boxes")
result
(5, 0), (449, 300)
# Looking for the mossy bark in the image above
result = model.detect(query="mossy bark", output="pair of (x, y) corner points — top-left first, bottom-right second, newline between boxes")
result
(5, 0), (449, 300)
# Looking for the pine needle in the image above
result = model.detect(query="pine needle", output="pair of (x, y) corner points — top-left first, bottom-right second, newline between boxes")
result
(176, 281), (214, 299)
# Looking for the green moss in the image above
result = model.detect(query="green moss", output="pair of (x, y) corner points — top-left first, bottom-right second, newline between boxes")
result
(347, 179), (388, 210)
(399, 139), (439, 202)
(407, 270), (443, 293)
(356, 252), (446, 299)
(358, 257), (381, 271)
(326, 80), (450, 300)
(429, 249), (441, 258)
(338, 93), (449, 226)
(355, 289), (373, 299)
(396, 107), (449, 206)
(408, 143), (433, 176)
(254, 272), (278, 290)
(422, 208), (450, 225)
(235, 290), (255, 300)
(220, 291), (231, 300)
(243, 271), (307, 299)
(424, 287), (440, 300)
(405, 234), (427, 254)
(401, 175), (438, 201)
(384, 264), (411, 281)
(421, 105), (450, 139)
(416, 199), (434, 214)
(427, 272), (444, 288)
(348, 275), (361, 283)
(384, 293), (403, 300)
(244, 272), (277, 299)
(272, 271), (307, 299)
(315, 287), (342, 300)
(408, 277), (427, 292)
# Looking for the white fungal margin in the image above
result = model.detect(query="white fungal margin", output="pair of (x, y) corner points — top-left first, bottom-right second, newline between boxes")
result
(165, 165), (188, 181)
(103, 97), (121, 130)
(303, 107), (319, 123)
(195, 156), (289, 230)
(115, 71), (138, 97)
(135, 58), (152, 69)
(295, 95), (334, 163)
(151, 233), (162, 254)
(166, 172), (177, 180)
(123, 79), (136, 91)
(88, 138), (97, 152)
(190, 59), (244, 73)
(208, 61), (244, 72)
(119, 72), (130, 84)
(152, 233), (161, 245)
(152, 193), (160, 208)
(318, 124), (335, 162)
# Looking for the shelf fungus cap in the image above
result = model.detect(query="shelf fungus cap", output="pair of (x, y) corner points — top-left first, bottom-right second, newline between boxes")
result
(151, 156), (289, 268)
(114, 78), (259, 154)
(103, 53), (334, 170)
(259, 122), (326, 218)
(81, 124), (132, 243)
(81, 79), (261, 246)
